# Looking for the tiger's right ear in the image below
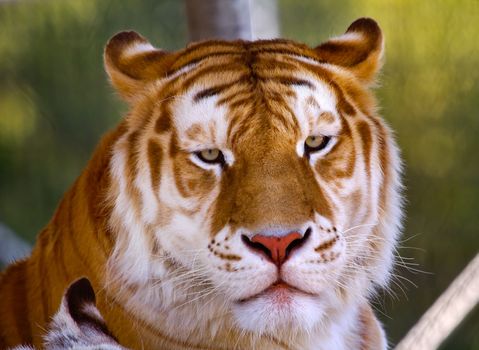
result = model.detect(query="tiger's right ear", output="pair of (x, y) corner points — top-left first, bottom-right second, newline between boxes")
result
(104, 31), (176, 102)
(315, 18), (384, 85)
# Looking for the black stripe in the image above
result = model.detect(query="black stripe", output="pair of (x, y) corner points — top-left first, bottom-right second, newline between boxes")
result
(67, 185), (92, 273)
(193, 77), (249, 103)
(167, 52), (242, 76)
(193, 86), (223, 102)
(259, 76), (315, 89)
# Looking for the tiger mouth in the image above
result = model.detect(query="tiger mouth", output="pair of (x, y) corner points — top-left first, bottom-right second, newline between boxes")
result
(237, 280), (315, 303)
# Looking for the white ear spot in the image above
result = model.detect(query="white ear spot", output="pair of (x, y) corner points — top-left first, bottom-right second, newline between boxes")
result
(330, 31), (364, 44)
(125, 42), (157, 57)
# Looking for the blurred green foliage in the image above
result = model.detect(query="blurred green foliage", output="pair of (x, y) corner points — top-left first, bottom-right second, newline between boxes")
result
(0, 0), (185, 239)
(0, 0), (477, 348)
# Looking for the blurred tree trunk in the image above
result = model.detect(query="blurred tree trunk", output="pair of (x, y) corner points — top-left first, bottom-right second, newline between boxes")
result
(184, 0), (279, 42)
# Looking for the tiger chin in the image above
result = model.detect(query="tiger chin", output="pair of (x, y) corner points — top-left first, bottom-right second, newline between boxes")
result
(0, 18), (402, 350)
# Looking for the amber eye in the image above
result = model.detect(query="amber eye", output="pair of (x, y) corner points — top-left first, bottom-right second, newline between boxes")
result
(196, 149), (225, 165)
(304, 135), (331, 155)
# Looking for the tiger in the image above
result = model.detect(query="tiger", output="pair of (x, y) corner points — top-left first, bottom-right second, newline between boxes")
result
(0, 17), (402, 350)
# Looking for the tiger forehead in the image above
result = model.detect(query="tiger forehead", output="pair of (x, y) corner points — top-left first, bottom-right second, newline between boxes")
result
(172, 80), (339, 153)
(166, 42), (343, 148)
(168, 41), (322, 101)
(192, 76), (314, 103)
(168, 38), (321, 75)
(189, 58), (316, 102)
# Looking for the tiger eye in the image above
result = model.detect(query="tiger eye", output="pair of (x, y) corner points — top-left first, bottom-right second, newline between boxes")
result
(200, 149), (220, 161)
(195, 148), (228, 166)
(305, 135), (324, 148)
(304, 135), (332, 156)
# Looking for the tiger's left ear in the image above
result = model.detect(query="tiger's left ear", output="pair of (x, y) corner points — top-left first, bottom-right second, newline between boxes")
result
(104, 31), (177, 102)
(315, 18), (384, 85)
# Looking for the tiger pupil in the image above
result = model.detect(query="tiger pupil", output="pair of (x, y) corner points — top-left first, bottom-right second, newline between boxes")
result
(307, 136), (323, 147)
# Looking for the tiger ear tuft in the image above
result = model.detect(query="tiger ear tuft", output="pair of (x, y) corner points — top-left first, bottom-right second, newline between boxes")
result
(104, 31), (175, 102)
(315, 18), (384, 85)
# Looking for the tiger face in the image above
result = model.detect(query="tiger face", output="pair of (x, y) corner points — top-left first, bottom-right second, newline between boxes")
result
(104, 18), (402, 342)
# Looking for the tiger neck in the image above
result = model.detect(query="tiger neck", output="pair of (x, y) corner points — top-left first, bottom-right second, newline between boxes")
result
(47, 126), (121, 281)
(20, 128), (122, 348)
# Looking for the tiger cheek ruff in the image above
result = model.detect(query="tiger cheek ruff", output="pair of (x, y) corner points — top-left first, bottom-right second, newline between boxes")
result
(0, 18), (403, 350)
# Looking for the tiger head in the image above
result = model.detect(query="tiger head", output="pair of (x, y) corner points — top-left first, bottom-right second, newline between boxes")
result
(103, 18), (402, 340)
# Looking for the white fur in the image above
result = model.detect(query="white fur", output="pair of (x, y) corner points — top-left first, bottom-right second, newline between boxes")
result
(108, 134), (154, 284)
(330, 31), (364, 44)
(124, 42), (155, 57)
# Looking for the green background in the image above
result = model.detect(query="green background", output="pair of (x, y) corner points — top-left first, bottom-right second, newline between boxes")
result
(0, 1), (478, 348)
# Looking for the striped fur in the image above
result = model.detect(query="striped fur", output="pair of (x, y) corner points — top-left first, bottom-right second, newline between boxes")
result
(0, 18), (402, 349)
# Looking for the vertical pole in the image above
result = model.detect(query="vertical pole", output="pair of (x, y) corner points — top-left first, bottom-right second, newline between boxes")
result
(184, 0), (279, 42)
(250, 0), (280, 39)
(185, 0), (253, 41)
(395, 254), (479, 350)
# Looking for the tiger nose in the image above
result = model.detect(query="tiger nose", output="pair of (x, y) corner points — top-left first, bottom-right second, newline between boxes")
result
(242, 231), (308, 266)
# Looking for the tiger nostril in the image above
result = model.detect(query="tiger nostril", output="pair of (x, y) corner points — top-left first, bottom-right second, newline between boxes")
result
(241, 228), (311, 266)
(286, 228), (311, 257)
(241, 234), (273, 260)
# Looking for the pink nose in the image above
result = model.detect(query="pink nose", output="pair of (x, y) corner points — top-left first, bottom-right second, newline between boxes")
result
(249, 232), (303, 266)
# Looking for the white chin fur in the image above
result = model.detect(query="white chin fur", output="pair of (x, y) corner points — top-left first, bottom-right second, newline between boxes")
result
(232, 291), (325, 336)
